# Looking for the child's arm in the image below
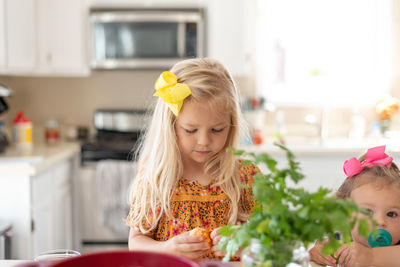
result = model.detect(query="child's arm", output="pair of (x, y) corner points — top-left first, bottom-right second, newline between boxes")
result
(128, 227), (210, 259)
(308, 238), (337, 266)
(335, 242), (400, 267)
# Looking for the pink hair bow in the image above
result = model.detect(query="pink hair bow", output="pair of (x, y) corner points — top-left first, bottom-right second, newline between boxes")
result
(343, 145), (393, 178)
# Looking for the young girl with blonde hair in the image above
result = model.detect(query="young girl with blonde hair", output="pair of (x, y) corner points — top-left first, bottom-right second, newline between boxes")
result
(126, 58), (258, 260)
(310, 145), (400, 267)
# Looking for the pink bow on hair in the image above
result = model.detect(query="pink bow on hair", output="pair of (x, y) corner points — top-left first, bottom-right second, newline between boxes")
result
(343, 145), (393, 178)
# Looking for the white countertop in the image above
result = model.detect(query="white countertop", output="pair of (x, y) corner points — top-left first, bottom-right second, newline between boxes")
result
(0, 260), (29, 267)
(240, 137), (400, 156)
(0, 142), (80, 176)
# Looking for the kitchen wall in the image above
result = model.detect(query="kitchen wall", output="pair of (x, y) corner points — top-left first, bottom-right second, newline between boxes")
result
(0, 72), (253, 140)
(2, 0), (400, 143)
(1, 69), (386, 144)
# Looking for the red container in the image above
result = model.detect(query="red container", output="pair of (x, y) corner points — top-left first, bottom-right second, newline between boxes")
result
(16, 251), (201, 267)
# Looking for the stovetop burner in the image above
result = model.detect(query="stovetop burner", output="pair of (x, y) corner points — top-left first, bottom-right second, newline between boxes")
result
(81, 130), (141, 163)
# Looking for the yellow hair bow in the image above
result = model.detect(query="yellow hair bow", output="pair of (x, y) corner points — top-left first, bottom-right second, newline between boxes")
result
(153, 71), (192, 116)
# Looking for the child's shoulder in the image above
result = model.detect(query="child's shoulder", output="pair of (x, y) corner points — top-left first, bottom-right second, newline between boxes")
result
(238, 159), (260, 183)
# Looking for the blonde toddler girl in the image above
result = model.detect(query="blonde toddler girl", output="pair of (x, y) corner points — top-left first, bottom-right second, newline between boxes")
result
(125, 58), (258, 260)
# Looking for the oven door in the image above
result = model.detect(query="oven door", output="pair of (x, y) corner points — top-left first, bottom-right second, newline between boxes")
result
(90, 9), (204, 69)
(78, 161), (135, 253)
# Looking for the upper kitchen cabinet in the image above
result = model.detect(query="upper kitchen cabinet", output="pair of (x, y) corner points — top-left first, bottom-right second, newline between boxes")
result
(0, 0), (89, 76)
(36, 0), (89, 76)
(0, 0), (6, 69)
(0, 0), (36, 73)
(207, 0), (252, 77)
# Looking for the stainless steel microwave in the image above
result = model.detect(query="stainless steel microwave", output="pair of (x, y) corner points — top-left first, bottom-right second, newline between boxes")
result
(89, 8), (205, 69)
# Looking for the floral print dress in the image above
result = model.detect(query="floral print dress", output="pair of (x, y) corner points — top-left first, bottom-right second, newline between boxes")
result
(126, 163), (258, 259)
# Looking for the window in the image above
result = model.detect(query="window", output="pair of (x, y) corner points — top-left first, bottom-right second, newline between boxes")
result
(255, 0), (392, 107)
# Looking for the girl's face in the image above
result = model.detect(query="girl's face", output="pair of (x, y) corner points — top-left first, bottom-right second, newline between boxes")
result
(350, 181), (400, 246)
(175, 99), (231, 167)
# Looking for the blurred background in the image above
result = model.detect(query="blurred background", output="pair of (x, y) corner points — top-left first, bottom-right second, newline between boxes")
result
(1, 0), (399, 144)
(1, 0), (400, 261)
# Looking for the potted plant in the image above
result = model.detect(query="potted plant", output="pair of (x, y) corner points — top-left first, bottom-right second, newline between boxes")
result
(219, 144), (370, 267)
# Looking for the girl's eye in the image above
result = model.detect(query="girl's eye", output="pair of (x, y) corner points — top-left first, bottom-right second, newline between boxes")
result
(212, 128), (225, 133)
(184, 128), (197, 134)
(387, 211), (398, 218)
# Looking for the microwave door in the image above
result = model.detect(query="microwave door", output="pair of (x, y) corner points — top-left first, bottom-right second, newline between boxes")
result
(90, 11), (203, 69)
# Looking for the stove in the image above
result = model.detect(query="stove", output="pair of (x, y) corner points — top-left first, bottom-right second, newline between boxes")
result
(77, 109), (147, 253)
(81, 130), (140, 163)
(80, 109), (148, 164)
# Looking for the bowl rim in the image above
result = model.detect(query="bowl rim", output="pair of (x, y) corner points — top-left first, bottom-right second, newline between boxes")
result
(48, 250), (201, 267)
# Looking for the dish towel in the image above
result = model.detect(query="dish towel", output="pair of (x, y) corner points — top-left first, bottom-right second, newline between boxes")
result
(95, 160), (137, 237)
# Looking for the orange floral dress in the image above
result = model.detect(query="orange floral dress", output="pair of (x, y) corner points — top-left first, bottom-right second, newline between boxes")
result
(126, 163), (258, 259)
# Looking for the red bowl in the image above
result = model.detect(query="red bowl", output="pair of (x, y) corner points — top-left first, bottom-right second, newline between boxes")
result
(17, 250), (201, 267)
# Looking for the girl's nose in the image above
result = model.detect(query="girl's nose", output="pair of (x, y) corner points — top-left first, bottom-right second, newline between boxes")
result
(197, 131), (210, 146)
(373, 213), (386, 228)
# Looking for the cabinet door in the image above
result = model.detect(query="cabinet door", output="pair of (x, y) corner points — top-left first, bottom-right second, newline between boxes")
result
(5, 0), (36, 72)
(207, 0), (251, 76)
(52, 160), (73, 249)
(32, 169), (54, 257)
(37, 0), (89, 76)
(53, 184), (73, 249)
(32, 159), (75, 255)
(0, 0), (5, 69)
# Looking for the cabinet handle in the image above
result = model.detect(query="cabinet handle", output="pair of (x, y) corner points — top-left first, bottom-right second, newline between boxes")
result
(31, 219), (35, 232)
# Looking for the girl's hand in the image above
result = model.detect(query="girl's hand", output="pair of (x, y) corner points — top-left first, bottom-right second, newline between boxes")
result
(210, 227), (225, 257)
(335, 242), (373, 267)
(164, 231), (210, 259)
(308, 238), (337, 266)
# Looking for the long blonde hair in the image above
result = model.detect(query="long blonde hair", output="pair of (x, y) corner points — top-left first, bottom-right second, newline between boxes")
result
(128, 58), (249, 233)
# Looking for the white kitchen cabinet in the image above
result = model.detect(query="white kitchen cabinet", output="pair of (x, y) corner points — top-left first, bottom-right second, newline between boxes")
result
(243, 145), (369, 193)
(0, 0), (6, 69)
(0, 143), (80, 259)
(36, 0), (89, 76)
(2, 0), (36, 73)
(31, 160), (74, 257)
(207, 0), (252, 76)
(0, 0), (89, 76)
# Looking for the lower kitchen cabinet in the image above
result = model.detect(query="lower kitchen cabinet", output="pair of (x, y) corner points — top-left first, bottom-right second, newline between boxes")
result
(0, 143), (80, 260)
(31, 160), (74, 257)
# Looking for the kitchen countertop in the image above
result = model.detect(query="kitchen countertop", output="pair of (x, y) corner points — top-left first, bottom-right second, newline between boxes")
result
(240, 137), (400, 156)
(0, 142), (80, 176)
(0, 261), (29, 267)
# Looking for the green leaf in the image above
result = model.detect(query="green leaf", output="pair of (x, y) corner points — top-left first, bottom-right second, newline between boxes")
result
(257, 219), (270, 234)
(358, 218), (371, 237)
(221, 144), (364, 266)
(241, 160), (253, 166)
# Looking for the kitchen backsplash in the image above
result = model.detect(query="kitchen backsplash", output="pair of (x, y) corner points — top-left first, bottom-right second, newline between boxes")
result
(0, 71), (254, 138)
(1, 70), (399, 143)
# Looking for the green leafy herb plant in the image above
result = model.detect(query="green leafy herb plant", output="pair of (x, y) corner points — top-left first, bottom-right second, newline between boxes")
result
(219, 144), (370, 267)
